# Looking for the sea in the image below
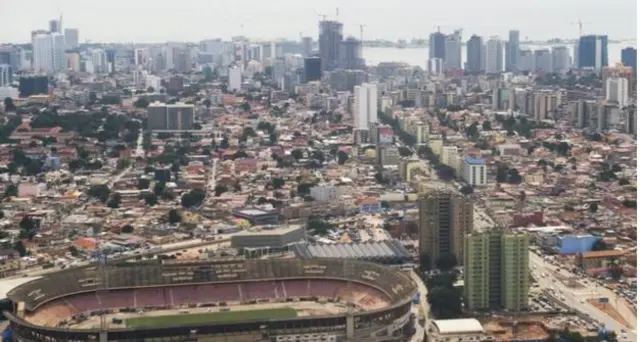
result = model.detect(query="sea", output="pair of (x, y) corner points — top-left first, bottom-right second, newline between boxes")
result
(362, 41), (637, 68)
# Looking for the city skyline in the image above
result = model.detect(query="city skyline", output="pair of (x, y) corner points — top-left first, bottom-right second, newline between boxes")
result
(1, 0), (636, 44)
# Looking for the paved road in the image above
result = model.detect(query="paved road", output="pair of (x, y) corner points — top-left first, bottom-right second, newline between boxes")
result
(410, 270), (429, 342)
(530, 252), (636, 341)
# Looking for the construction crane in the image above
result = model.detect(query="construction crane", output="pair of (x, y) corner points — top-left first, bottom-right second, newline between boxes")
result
(359, 24), (366, 42)
(571, 19), (591, 37)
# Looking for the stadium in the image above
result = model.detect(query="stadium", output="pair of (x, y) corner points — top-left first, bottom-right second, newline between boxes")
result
(4, 258), (417, 342)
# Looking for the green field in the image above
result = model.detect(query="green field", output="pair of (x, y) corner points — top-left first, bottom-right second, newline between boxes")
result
(126, 308), (297, 328)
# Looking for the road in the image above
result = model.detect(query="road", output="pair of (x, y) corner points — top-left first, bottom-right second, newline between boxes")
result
(134, 128), (144, 158)
(208, 158), (218, 192)
(529, 252), (636, 340)
(410, 270), (429, 342)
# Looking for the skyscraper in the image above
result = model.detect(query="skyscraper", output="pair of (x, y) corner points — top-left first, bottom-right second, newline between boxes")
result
(48, 19), (60, 33)
(485, 38), (503, 74)
(64, 28), (79, 50)
(353, 83), (378, 130)
(505, 30), (520, 72)
(32, 33), (53, 72)
(318, 20), (344, 72)
(418, 190), (473, 270)
(466, 35), (484, 73)
(51, 33), (66, 71)
(621, 47), (637, 72)
(463, 231), (529, 311)
(578, 35), (608, 69)
(429, 32), (446, 60)
(338, 36), (364, 70)
(444, 31), (462, 71)
(301, 37), (313, 57)
(303, 57), (322, 82)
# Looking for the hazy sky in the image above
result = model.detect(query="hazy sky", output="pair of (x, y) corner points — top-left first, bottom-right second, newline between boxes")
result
(2, 0), (637, 43)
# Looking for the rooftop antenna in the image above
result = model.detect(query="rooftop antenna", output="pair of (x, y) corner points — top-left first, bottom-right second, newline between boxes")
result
(359, 24), (365, 43)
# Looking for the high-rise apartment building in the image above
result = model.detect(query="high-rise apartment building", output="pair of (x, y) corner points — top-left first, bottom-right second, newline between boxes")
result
(485, 38), (503, 74)
(605, 77), (629, 108)
(301, 37), (313, 57)
(429, 32), (446, 60)
(339, 36), (364, 70)
(91, 49), (108, 74)
(578, 35), (608, 69)
(466, 35), (484, 73)
(64, 29), (79, 50)
(551, 46), (571, 74)
(518, 50), (534, 72)
(0, 65), (11, 87)
(534, 49), (552, 73)
(147, 102), (195, 131)
(318, 20), (344, 72)
(418, 190), (473, 269)
(464, 231), (529, 311)
(32, 34), (53, 72)
(353, 83), (378, 130)
(533, 91), (559, 121)
(505, 30), (520, 72)
(228, 66), (242, 92)
(444, 31), (462, 71)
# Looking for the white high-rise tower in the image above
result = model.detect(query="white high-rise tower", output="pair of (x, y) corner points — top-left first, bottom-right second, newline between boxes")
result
(354, 83), (378, 130)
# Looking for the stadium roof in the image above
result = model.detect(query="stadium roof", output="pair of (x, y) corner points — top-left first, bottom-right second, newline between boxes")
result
(432, 318), (484, 335)
(291, 240), (412, 263)
(0, 277), (41, 299)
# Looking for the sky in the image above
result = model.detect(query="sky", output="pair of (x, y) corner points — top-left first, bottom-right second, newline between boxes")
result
(1, 0), (637, 43)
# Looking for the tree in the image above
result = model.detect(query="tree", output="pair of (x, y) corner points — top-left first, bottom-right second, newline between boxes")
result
(398, 146), (413, 157)
(589, 202), (598, 213)
(591, 239), (608, 251)
(14, 241), (27, 257)
(4, 184), (18, 198)
(272, 178), (285, 189)
(146, 86), (155, 93)
(241, 102), (251, 112)
(3, 97), (16, 112)
(460, 185), (474, 195)
(89, 184), (110, 203)
(143, 193), (158, 207)
(435, 254), (458, 271)
(134, 97), (150, 109)
(153, 181), (166, 197)
(121, 224), (134, 234)
(380, 200), (390, 209)
(290, 149), (303, 160)
(116, 158), (131, 171)
(137, 178), (150, 190)
(168, 209), (182, 224)
(107, 193), (121, 209)
(482, 120), (491, 130)
(427, 286), (462, 319)
(214, 184), (228, 197)
(308, 217), (332, 235)
(333, 150), (348, 165)
(19, 216), (36, 239)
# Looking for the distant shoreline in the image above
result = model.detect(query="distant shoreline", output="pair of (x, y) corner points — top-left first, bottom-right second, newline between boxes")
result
(362, 39), (635, 49)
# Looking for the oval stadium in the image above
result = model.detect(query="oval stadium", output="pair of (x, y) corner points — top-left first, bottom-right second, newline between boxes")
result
(4, 259), (417, 342)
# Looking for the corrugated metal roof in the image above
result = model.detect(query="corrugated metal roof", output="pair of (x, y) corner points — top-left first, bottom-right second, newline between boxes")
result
(292, 241), (412, 263)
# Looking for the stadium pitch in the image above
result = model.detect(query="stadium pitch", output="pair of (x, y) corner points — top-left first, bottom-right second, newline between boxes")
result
(126, 308), (298, 328)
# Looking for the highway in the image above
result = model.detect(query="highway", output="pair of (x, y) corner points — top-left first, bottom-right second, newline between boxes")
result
(529, 252), (636, 341)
